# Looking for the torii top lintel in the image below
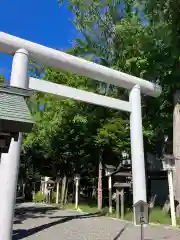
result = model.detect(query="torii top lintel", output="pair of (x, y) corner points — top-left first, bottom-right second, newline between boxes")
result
(0, 32), (161, 97)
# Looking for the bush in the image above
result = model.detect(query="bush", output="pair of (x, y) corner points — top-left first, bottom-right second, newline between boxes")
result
(52, 191), (57, 203)
(34, 191), (45, 203)
(33, 191), (58, 204)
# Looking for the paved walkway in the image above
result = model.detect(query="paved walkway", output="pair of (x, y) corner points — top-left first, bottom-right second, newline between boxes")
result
(13, 203), (180, 239)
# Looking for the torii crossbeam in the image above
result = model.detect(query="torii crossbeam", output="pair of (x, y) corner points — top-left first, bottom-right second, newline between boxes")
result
(0, 32), (161, 239)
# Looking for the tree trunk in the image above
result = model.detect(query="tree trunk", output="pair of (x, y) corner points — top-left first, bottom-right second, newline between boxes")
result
(61, 175), (67, 207)
(75, 178), (79, 209)
(173, 90), (180, 217)
(98, 159), (103, 210)
(92, 178), (96, 199)
(108, 176), (112, 214)
(64, 178), (69, 204)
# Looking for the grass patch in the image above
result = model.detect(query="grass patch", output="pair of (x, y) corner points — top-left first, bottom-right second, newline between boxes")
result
(63, 203), (180, 226)
(124, 207), (180, 225)
(123, 207), (180, 225)
(149, 208), (171, 225)
(64, 203), (99, 213)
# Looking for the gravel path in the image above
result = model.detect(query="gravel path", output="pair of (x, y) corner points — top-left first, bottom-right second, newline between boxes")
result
(13, 203), (180, 239)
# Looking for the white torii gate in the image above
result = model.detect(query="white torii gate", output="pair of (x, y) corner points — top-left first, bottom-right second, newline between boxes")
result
(0, 32), (161, 239)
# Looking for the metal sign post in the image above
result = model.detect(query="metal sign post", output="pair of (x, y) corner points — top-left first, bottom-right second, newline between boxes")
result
(140, 204), (145, 240)
(134, 200), (149, 240)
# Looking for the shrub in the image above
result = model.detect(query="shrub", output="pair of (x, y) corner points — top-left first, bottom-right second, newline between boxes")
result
(34, 191), (45, 203)
(52, 191), (57, 203)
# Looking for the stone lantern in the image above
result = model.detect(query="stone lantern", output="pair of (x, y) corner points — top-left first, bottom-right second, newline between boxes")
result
(105, 164), (116, 214)
(113, 167), (132, 219)
(46, 179), (55, 203)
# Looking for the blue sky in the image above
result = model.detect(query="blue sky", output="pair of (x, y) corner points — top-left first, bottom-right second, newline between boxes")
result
(0, 0), (78, 79)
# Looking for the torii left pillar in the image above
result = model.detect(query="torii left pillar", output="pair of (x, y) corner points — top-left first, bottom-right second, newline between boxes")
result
(0, 49), (29, 240)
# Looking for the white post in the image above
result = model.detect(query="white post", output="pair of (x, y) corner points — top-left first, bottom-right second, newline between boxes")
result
(56, 178), (60, 204)
(108, 175), (112, 214)
(75, 176), (80, 209)
(116, 189), (120, 218)
(168, 170), (176, 226)
(129, 85), (147, 224)
(120, 188), (124, 219)
(0, 49), (29, 240)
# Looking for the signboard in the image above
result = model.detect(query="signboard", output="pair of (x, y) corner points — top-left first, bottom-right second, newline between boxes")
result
(134, 200), (149, 225)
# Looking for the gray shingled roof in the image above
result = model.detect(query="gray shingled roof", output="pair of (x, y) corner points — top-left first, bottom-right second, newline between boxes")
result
(0, 86), (34, 133)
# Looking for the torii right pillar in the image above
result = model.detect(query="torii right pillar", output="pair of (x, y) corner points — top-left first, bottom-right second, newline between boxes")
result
(129, 85), (147, 224)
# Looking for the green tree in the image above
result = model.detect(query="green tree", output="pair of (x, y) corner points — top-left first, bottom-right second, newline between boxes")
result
(134, 0), (180, 218)
(0, 74), (4, 85)
(59, 0), (180, 211)
(60, 0), (178, 154)
(24, 0), (179, 211)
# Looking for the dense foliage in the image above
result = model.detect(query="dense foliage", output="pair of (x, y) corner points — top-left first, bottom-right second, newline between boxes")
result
(21, 1), (180, 199)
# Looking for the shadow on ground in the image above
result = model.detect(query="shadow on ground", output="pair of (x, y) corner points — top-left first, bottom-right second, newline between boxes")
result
(112, 224), (128, 240)
(14, 205), (60, 224)
(13, 211), (105, 240)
